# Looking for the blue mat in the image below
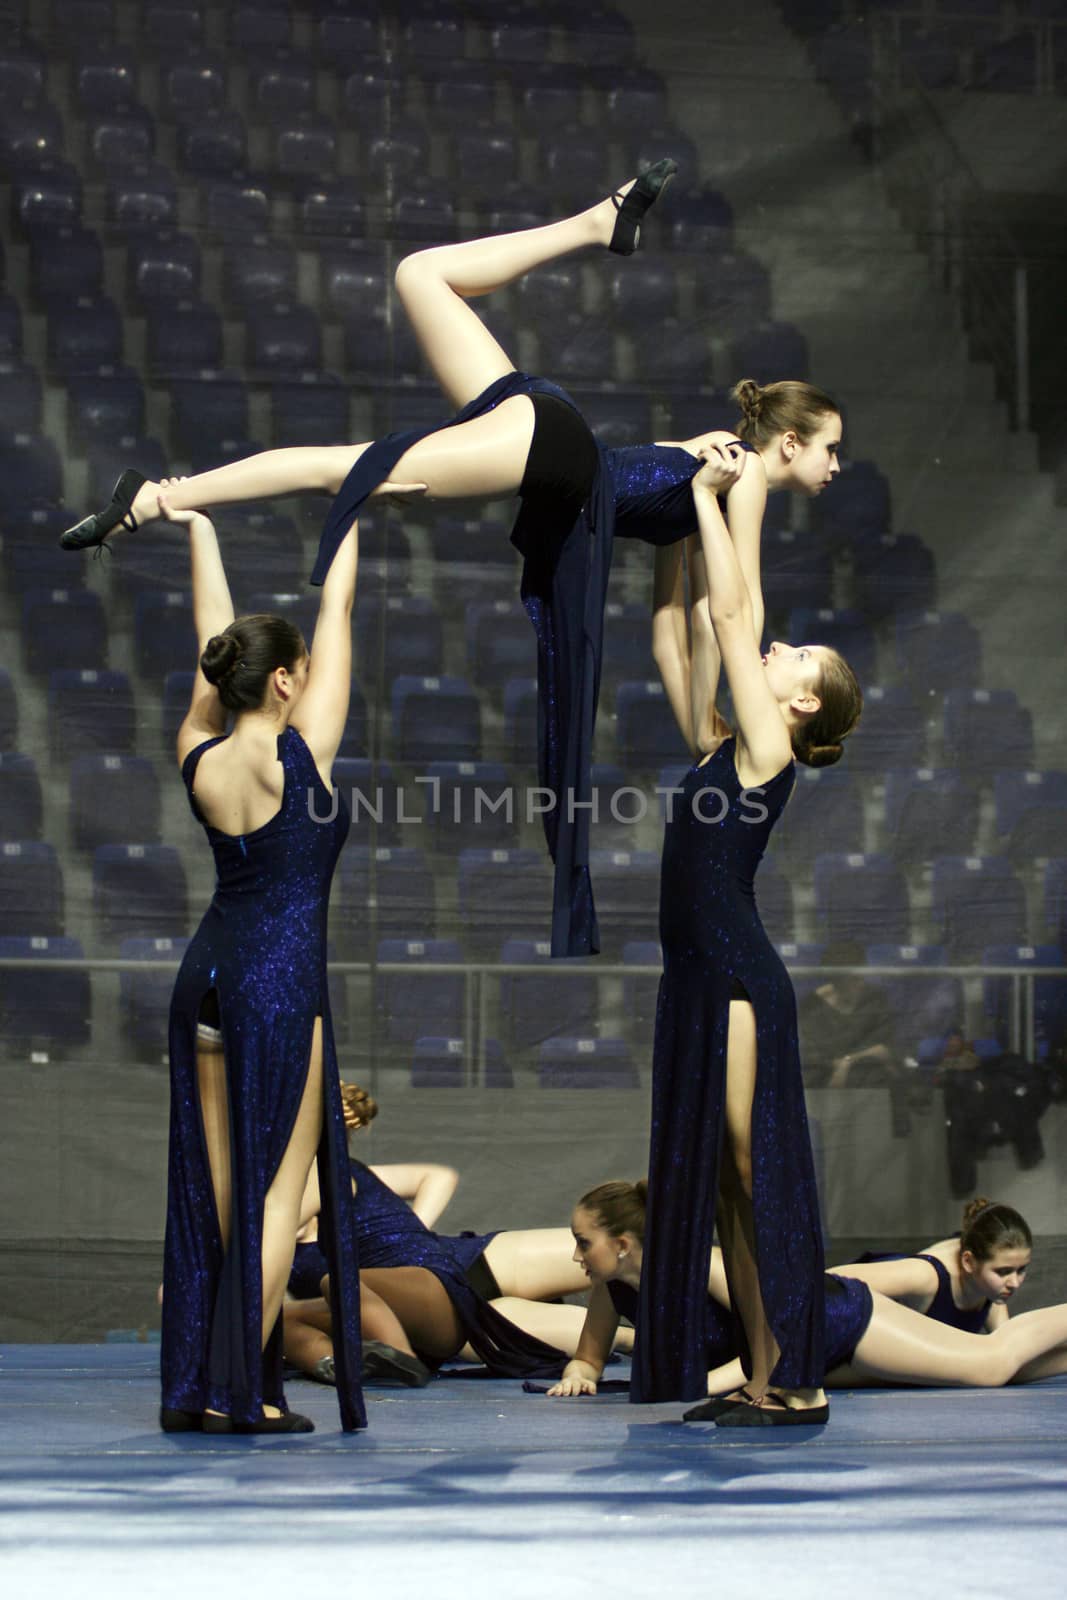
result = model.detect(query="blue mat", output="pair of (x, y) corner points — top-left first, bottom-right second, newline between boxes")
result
(2, 1346), (1065, 1598)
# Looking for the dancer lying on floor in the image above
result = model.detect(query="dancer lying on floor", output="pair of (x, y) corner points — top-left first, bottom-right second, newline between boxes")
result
(285, 1082), (631, 1386)
(61, 161), (842, 956)
(832, 1196), (1032, 1333)
(546, 1182), (1067, 1425)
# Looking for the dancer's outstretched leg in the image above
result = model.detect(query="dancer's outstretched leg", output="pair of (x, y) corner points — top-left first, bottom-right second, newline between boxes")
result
(62, 167), (674, 545)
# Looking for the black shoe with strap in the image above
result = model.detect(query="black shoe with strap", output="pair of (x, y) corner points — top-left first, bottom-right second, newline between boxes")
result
(202, 1409), (315, 1434)
(59, 468), (146, 552)
(608, 158), (678, 256)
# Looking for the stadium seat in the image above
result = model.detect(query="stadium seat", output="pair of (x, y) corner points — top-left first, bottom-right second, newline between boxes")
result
(119, 934), (189, 1057)
(589, 849), (660, 945)
(246, 302), (323, 372)
(498, 936), (599, 1052)
(615, 680), (682, 768)
(22, 588), (107, 675)
(457, 847), (551, 959)
(865, 943), (964, 1047)
(93, 843), (188, 942)
(47, 295), (123, 375)
(993, 770), (1067, 862)
(13, 163), (83, 233)
(66, 367), (145, 445)
(0, 842), (64, 934)
(48, 669), (136, 759)
(375, 937), (466, 1046)
(411, 1036), (513, 1089)
(853, 533), (938, 618)
(895, 612), (983, 697)
(943, 688), (1034, 776)
(814, 852), (911, 946)
(29, 227), (104, 303)
(106, 162), (178, 232)
(537, 1036), (639, 1089)
(422, 761), (518, 852)
(0, 935), (90, 1052)
(392, 675), (482, 765)
(160, 51), (227, 116)
(882, 767), (980, 862)
(354, 594), (443, 684)
(334, 845), (437, 959)
(176, 109), (247, 176)
(146, 299), (222, 376)
(0, 753), (43, 840)
(71, 755), (162, 852)
(0, 670), (17, 751)
(779, 764), (865, 863)
(931, 857), (1028, 960)
(87, 106), (155, 170)
(0, 431), (63, 506)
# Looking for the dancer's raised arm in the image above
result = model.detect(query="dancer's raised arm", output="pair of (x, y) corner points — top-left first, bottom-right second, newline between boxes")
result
(158, 494), (233, 765)
(289, 518), (359, 781)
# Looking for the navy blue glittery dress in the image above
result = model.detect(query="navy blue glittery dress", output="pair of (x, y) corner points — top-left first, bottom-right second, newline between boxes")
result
(614, 1272), (870, 1376)
(288, 1159), (566, 1377)
(161, 726), (366, 1431)
(312, 371), (743, 958)
(854, 1251), (991, 1333)
(633, 736), (827, 1403)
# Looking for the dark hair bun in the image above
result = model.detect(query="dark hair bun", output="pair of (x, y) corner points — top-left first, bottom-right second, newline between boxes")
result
(732, 378), (762, 420)
(962, 1195), (993, 1227)
(799, 741), (844, 769)
(200, 632), (242, 686)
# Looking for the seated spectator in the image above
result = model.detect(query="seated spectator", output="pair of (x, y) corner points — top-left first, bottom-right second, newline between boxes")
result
(798, 939), (910, 1135)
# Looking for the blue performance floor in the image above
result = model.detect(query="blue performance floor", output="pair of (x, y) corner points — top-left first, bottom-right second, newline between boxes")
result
(2, 1346), (1066, 1599)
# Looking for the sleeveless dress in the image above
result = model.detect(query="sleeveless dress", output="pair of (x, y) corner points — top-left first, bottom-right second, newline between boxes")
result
(613, 1272), (870, 1377)
(161, 725), (365, 1431)
(288, 1159), (567, 1378)
(916, 1253), (991, 1332)
(633, 736), (827, 1403)
(852, 1250), (993, 1333)
(312, 371), (750, 958)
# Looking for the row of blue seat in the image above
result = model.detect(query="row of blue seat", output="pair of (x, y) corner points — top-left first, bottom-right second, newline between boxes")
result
(6, 2), (644, 76)
(0, 837), (1064, 955)
(1, 931), (1061, 1063)
(2, 743), (1063, 860)
(0, 657), (1043, 780)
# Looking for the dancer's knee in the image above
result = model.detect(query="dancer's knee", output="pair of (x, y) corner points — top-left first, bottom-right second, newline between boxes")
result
(394, 250), (438, 303)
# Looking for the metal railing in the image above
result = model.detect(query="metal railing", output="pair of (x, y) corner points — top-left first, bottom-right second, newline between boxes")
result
(1, 955), (1062, 1080)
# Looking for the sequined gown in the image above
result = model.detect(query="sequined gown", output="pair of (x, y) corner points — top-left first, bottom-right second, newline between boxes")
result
(312, 371), (749, 958)
(633, 737), (827, 1403)
(289, 1159), (567, 1378)
(161, 726), (365, 1431)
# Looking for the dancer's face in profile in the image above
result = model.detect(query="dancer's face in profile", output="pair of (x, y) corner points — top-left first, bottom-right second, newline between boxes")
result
(782, 415), (842, 497)
(570, 1207), (626, 1283)
(761, 640), (827, 711)
(963, 1245), (1031, 1304)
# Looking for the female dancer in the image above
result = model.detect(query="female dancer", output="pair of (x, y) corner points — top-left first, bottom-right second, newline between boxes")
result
(832, 1197), (1032, 1334)
(60, 163), (842, 956)
(549, 1182), (1067, 1417)
(634, 449), (862, 1423)
(155, 490), (365, 1434)
(284, 1081), (631, 1384)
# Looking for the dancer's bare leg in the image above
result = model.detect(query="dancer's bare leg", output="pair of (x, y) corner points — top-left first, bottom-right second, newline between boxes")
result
(484, 1297), (633, 1358)
(850, 1292), (1067, 1386)
(483, 1229), (591, 1301)
(121, 181), (637, 527)
(284, 1290), (420, 1376)
(196, 1031), (231, 1253)
(261, 1020), (325, 1354)
(719, 999), (826, 1412)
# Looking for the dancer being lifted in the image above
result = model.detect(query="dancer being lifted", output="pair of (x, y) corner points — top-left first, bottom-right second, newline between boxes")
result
(155, 490), (365, 1435)
(632, 456), (861, 1424)
(61, 162), (843, 956)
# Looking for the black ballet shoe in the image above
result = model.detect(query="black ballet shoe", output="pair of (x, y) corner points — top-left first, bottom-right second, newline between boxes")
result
(202, 1409), (315, 1434)
(159, 1406), (202, 1433)
(59, 468), (146, 552)
(608, 157), (678, 256)
(361, 1340), (432, 1388)
(682, 1389), (756, 1423)
(713, 1393), (829, 1428)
